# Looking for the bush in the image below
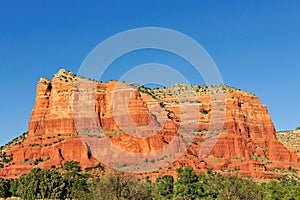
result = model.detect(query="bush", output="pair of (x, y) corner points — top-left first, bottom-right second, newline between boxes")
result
(16, 168), (65, 199)
(92, 170), (153, 200)
(156, 175), (174, 199)
(0, 178), (11, 198)
(2, 164), (298, 199)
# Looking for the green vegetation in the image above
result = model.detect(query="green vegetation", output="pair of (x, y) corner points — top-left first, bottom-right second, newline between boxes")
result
(165, 109), (174, 114)
(201, 109), (211, 115)
(137, 85), (157, 99)
(0, 165), (299, 199)
(156, 175), (174, 199)
(15, 168), (65, 199)
(5, 161), (93, 200)
(0, 178), (11, 198)
(0, 132), (28, 152)
(93, 171), (153, 200)
(85, 163), (105, 172)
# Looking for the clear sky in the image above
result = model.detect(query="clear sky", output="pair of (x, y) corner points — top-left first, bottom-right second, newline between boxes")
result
(0, 0), (299, 145)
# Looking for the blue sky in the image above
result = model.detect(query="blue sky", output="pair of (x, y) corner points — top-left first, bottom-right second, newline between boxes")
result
(0, 0), (299, 145)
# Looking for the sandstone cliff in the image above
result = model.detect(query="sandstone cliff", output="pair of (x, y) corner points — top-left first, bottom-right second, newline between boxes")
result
(0, 69), (299, 179)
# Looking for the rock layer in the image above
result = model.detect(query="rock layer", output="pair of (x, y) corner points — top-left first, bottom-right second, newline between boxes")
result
(0, 69), (299, 179)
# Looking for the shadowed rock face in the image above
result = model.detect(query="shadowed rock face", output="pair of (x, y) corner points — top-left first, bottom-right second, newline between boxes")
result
(0, 69), (299, 179)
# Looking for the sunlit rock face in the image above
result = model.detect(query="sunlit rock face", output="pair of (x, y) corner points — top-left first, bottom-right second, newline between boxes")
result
(0, 69), (298, 179)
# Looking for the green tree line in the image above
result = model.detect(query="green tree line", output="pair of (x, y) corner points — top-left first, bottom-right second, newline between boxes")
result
(0, 163), (299, 199)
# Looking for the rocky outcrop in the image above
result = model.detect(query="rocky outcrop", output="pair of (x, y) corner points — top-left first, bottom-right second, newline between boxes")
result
(277, 127), (300, 157)
(0, 69), (299, 179)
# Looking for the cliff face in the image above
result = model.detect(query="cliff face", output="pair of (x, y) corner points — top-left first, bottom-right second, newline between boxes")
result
(0, 69), (299, 179)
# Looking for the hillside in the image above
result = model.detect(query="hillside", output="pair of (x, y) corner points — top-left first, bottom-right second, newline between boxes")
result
(277, 127), (300, 157)
(0, 69), (299, 179)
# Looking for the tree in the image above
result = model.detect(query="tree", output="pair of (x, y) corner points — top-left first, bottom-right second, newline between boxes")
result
(9, 179), (18, 197)
(62, 161), (92, 199)
(16, 168), (65, 200)
(93, 170), (153, 200)
(16, 168), (41, 200)
(156, 175), (174, 199)
(217, 176), (262, 200)
(15, 163), (93, 199)
(174, 166), (203, 199)
(0, 178), (11, 198)
(63, 160), (82, 173)
(198, 170), (221, 199)
(261, 177), (300, 200)
(36, 169), (65, 199)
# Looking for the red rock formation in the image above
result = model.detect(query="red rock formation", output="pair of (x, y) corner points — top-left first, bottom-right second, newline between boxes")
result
(277, 128), (300, 157)
(0, 69), (299, 179)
